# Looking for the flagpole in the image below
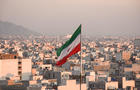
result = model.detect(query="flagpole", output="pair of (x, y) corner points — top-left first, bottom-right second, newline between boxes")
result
(80, 24), (82, 90)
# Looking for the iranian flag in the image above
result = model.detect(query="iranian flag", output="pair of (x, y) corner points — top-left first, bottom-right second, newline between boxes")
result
(56, 25), (81, 66)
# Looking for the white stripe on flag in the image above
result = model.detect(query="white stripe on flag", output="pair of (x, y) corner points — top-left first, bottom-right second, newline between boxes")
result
(57, 34), (80, 61)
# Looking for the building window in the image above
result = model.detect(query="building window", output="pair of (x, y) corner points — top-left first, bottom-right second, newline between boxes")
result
(18, 61), (22, 64)
(14, 56), (17, 59)
(18, 71), (22, 75)
(18, 66), (22, 69)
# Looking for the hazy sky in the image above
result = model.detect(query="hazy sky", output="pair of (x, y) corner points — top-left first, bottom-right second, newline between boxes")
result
(0, 0), (140, 36)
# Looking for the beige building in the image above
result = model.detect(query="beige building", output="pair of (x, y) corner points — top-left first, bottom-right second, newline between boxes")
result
(33, 75), (43, 80)
(86, 71), (96, 82)
(124, 64), (140, 73)
(58, 80), (86, 90)
(40, 64), (52, 70)
(122, 51), (131, 61)
(122, 77), (135, 90)
(105, 77), (118, 90)
(0, 59), (32, 80)
(0, 59), (18, 80)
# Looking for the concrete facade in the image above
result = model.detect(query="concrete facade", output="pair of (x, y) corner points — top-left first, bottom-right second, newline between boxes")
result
(0, 59), (18, 80)
(58, 80), (86, 90)
(0, 59), (31, 80)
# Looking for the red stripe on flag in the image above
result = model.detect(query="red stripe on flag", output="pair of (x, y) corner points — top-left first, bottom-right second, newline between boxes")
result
(56, 43), (81, 66)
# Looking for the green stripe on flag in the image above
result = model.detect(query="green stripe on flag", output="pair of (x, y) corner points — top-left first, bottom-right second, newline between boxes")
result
(57, 24), (81, 56)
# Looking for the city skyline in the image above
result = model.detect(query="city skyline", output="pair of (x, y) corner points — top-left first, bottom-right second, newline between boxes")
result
(1, 1), (140, 89)
(0, 0), (140, 36)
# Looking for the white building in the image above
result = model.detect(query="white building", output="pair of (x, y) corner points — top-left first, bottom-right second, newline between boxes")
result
(21, 59), (32, 80)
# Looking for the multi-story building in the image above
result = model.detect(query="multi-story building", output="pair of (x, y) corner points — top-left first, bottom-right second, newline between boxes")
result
(0, 58), (32, 80)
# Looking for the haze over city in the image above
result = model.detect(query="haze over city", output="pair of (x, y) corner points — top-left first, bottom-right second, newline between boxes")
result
(0, 0), (140, 36)
(1, 0), (140, 90)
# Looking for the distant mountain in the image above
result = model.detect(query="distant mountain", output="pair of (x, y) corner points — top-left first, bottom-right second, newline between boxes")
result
(0, 21), (41, 37)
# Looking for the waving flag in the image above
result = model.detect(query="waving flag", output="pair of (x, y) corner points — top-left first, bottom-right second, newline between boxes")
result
(56, 25), (81, 66)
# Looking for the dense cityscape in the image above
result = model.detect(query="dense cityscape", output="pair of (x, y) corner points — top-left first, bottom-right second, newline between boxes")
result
(1, 0), (140, 89)
(0, 35), (140, 90)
